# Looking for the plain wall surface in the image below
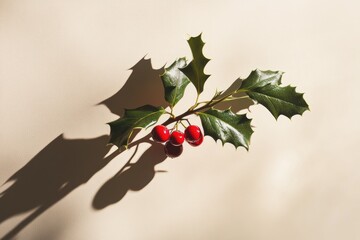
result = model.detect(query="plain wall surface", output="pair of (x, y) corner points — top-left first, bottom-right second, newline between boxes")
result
(1, 0), (360, 239)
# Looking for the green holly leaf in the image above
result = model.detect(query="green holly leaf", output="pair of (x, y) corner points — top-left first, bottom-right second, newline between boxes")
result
(161, 57), (190, 107)
(239, 69), (309, 119)
(198, 108), (253, 150)
(240, 69), (283, 90)
(245, 84), (309, 119)
(108, 105), (165, 148)
(180, 33), (210, 94)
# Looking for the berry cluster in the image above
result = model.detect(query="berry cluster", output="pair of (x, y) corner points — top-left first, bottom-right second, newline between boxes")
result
(151, 125), (203, 158)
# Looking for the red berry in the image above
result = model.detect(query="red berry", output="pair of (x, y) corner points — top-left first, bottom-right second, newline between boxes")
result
(152, 125), (170, 143)
(188, 133), (203, 147)
(169, 130), (185, 146)
(185, 125), (202, 143)
(164, 141), (183, 158)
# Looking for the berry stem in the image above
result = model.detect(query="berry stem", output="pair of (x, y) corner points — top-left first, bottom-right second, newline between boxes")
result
(179, 120), (187, 128)
(184, 119), (191, 125)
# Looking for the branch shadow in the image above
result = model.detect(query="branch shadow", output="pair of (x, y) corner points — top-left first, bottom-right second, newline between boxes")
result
(0, 57), (167, 239)
(0, 135), (116, 240)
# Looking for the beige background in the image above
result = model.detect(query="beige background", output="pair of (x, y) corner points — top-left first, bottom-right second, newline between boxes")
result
(1, 0), (360, 239)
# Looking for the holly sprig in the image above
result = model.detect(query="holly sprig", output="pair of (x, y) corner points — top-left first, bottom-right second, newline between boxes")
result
(108, 34), (309, 152)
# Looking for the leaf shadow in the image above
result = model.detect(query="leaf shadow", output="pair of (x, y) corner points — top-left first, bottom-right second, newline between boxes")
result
(0, 57), (167, 239)
(100, 56), (168, 117)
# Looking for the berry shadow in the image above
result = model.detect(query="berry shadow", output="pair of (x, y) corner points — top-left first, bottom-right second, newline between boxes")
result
(92, 142), (167, 209)
(0, 57), (168, 239)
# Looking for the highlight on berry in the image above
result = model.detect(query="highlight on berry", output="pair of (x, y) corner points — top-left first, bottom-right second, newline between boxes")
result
(152, 124), (203, 158)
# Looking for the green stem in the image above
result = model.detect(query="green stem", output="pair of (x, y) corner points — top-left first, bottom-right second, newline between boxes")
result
(189, 93), (201, 111)
(165, 110), (175, 118)
(220, 95), (249, 102)
(162, 89), (248, 126)
(195, 93), (200, 105)
(194, 100), (211, 105)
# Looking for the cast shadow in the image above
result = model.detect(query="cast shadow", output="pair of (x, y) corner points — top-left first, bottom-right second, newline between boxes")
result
(0, 135), (115, 240)
(0, 57), (166, 239)
(100, 57), (168, 117)
(92, 142), (167, 209)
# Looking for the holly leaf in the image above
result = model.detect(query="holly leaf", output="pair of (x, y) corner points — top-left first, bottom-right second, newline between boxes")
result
(198, 108), (253, 150)
(161, 57), (190, 107)
(180, 33), (210, 94)
(240, 69), (283, 90)
(245, 84), (309, 119)
(239, 69), (309, 119)
(108, 105), (165, 148)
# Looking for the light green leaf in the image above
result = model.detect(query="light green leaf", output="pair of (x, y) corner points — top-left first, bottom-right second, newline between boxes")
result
(180, 33), (210, 94)
(198, 108), (253, 150)
(240, 69), (283, 90)
(246, 84), (309, 119)
(161, 57), (190, 107)
(108, 105), (165, 148)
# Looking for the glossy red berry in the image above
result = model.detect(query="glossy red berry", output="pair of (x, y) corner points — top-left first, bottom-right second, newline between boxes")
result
(185, 125), (202, 143)
(152, 125), (170, 143)
(164, 141), (183, 158)
(188, 133), (203, 147)
(169, 130), (185, 146)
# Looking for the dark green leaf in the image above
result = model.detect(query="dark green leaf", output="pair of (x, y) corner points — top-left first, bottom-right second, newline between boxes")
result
(246, 84), (309, 119)
(108, 105), (165, 148)
(180, 33), (210, 94)
(198, 108), (253, 150)
(239, 69), (283, 90)
(161, 57), (190, 107)
(239, 69), (309, 119)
